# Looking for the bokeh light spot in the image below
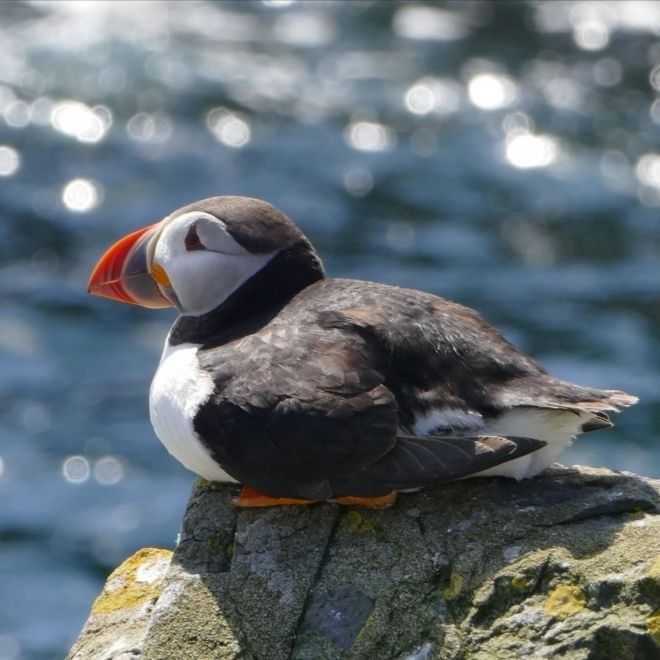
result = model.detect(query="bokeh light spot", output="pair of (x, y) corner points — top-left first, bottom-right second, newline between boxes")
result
(636, 153), (660, 190)
(468, 73), (517, 111)
(62, 178), (101, 212)
(127, 112), (173, 143)
(405, 83), (435, 115)
(0, 146), (20, 177)
(207, 108), (251, 148)
(50, 100), (111, 143)
(393, 6), (469, 41)
(3, 100), (31, 128)
(573, 20), (610, 51)
(650, 65), (660, 92)
(273, 13), (335, 47)
(405, 77), (461, 117)
(93, 456), (124, 486)
(345, 121), (394, 152)
(650, 99), (660, 125)
(62, 455), (90, 484)
(506, 132), (558, 169)
(343, 166), (374, 197)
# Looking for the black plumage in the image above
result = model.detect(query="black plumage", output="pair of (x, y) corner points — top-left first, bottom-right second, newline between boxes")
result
(189, 275), (631, 498)
(143, 196), (637, 500)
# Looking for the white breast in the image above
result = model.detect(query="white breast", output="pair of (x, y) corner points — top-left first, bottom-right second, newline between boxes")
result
(149, 340), (238, 483)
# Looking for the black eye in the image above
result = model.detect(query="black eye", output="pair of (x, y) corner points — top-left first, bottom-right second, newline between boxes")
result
(185, 223), (205, 251)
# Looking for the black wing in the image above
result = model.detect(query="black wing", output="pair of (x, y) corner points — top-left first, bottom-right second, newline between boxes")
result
(194, 327), (398, 499)
(195, 323), (546, 499)
(330, 433), (546, 497)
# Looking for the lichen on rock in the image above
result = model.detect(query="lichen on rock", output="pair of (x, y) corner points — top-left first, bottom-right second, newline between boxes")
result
(543, 584), (587, 619)
(69, 465), (660, 659)
(91, 547), (172, 615)
(68, 547), (172, 660)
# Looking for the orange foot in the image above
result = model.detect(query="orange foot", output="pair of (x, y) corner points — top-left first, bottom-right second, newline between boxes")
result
(232, 485), (318, 508)
(331, 492), (397, 509)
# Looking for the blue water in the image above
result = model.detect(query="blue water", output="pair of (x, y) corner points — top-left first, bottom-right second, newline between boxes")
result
(1, 1), (659, 657)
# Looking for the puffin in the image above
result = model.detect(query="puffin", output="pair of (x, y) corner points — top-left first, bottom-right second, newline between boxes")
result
(88, 196), (638, 508)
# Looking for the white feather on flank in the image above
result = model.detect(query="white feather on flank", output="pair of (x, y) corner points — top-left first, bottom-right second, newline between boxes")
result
(149, 340), (238, 483)
(472, 407), (590, 480)
(412, 404), (592, 481)
(413, 408), (484, 435)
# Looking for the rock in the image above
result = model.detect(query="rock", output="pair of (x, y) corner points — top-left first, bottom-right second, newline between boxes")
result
(68, 547), (172, 660)
(68, 466), (660, 659)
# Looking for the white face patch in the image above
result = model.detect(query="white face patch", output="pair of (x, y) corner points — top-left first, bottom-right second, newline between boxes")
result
(153, 211), (275, 316)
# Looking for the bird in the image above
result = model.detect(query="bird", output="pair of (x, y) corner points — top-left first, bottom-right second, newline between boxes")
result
(88, 196), (638, 508)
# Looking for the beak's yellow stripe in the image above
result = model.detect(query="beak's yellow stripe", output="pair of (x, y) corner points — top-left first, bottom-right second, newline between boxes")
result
(151, 262), (171, 288)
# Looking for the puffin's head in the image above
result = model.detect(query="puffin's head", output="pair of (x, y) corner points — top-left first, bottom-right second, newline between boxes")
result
(88, 196), (324, 316)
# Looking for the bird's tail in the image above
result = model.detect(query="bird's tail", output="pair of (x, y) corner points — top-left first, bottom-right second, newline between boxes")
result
(493, 375), (638, 420)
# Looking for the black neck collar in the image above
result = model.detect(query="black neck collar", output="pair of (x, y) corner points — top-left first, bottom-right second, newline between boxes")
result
(168, 241), (324, 348)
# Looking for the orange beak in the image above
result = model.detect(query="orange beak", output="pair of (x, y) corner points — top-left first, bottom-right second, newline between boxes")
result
(87, 223), (172, 309)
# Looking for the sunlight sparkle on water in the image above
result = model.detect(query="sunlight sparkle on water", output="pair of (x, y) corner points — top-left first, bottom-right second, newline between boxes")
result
(343, 166), (374, 197)
(393, 6), (469, 41)
(345, 121), (394, 152)
(50, 100), (111, 143)
(573, 19), (610, 50)
(207, 108), (251, 148)
(505, 132), (558, 169)
(0, 146), (20, 177)
(3, 100), (31, 128)
(127, 112), (173, 143)
(62, 455), (90, 484)
(650, 99), (660, 125)
(636, 154), (660, 190)
(405, 83), (435, 115)
(650, 65), (660, 93)
(405, 78), (461, 116)
(467, 73), (517, 111)
(62, 178), (101, 212)
(273, 13), (335, 47)
(93, 456), (124, 486)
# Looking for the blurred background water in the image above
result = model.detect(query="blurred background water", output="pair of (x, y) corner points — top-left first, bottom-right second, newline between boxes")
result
(0, 0), (659, 657)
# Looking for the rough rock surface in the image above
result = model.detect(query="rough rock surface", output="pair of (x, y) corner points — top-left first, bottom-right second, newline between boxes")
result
(69, 465), (660, 659)
(68, 547), (173, 660)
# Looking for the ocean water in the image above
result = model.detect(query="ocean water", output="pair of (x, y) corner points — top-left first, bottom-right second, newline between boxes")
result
(0, 1), (659, 658)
